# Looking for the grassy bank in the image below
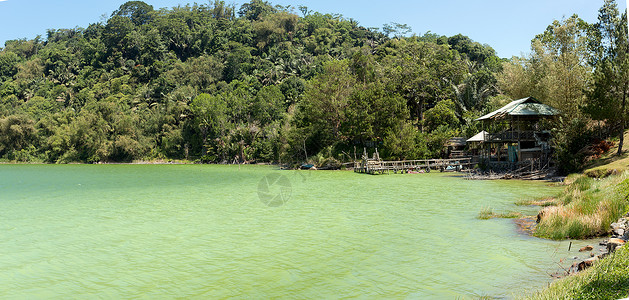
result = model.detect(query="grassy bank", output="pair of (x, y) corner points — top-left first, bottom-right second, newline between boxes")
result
(526, 245), (629, 299)
(534, 172), (629, 240)
(514, 132), (629, 240)
(526, 133), (629, 299)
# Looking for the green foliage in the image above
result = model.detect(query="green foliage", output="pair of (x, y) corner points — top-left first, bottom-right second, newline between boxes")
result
(583, 0), (629, 156)
(382, 121), (421, 160)
(21, 96), (63, 119)
(0, 0), (508, 164)
(4, 0), (619, 171)
(238, 0), (276, 21)
(477, 206), (523, 220)
(0, 51), (20, 81)
(423, 99), (459, 132)
(253, 85), (284, 125)
(112, 1), (154, 26)
(0, 115), (38, 159)
(553, 117), (594, 174)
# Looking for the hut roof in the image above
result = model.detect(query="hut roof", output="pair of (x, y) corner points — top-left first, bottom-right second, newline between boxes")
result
(476, 97), (559, 121)
(446, 137), (467, 147)
(467, 131), (488, 143)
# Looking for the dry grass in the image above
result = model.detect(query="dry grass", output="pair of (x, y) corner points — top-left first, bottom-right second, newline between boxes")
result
(534, 172), (629, 240)
(514, 197), (557, 206)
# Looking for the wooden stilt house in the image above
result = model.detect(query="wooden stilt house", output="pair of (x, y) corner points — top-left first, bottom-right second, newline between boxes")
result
(475, 97), (560, 171)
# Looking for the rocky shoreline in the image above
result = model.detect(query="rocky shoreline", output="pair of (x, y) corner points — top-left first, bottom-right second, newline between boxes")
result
(512, 212), (628, 279)
(563, 213), (628, 275)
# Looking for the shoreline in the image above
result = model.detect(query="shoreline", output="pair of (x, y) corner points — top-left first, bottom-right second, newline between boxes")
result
(526, 214), (629, 299)
(513, 216), (617, 277)
(507, 213), (628, 300)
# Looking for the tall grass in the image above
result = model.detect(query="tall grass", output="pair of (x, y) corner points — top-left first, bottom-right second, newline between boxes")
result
(525, 245), (629, 300)
(534, 172), (629, 240)
(514, 197), (556, 206)
(477, 206), (522, 220)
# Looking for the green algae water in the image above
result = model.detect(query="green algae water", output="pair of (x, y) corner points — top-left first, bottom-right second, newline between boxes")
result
(0, 165), (580, 298)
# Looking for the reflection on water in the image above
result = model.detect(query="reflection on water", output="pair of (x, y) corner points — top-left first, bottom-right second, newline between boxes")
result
(0, 165), (582, 298)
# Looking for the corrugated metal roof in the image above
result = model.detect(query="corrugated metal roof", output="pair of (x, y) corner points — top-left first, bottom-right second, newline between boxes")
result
(476, 97), (560, 121)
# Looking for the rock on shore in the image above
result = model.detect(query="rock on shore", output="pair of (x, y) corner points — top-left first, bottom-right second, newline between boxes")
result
(571, 213), (629, 273)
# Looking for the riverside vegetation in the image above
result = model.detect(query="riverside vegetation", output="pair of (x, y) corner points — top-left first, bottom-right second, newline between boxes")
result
(0, 0), (628, 172)
(478, 138), (629, 298)
(524, 132), (629, 299)
(474, 133), (628, 298)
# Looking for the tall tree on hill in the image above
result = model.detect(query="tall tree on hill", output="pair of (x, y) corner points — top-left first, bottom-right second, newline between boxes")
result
(112, 1), (154, 26)
(531, 15), (591, 118)
(585, 0), (629, 155)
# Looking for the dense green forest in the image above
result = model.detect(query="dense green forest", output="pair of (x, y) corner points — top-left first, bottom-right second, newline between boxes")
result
(0, 0), (627, 171)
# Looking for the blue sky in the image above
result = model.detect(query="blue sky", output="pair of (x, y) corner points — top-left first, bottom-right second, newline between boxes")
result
(0, 0), (625, 58)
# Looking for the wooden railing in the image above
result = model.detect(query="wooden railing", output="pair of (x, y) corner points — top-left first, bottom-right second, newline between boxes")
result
(354, 158), (473, 175)
(488, 130), (536, 141)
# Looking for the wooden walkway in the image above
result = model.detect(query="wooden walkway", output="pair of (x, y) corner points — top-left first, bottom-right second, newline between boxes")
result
(354, 158), (473, 175)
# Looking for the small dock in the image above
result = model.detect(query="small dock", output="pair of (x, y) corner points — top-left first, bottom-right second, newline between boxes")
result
(354, 158), (472, 175)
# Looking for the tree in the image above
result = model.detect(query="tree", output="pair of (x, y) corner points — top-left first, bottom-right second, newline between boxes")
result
(112, 1), (154, 26)
(382, 22), (412, 39)
(530, 15), (591, 118)
(381, 39), (465, 131)
(253, 85), (284, 125)
(210, 0), (235, 20)
(0, 51), (20, 82)
(189, 93), (228, 156)
(238, 0), (276, 21)
(344, 82), (407, 145)
(423, 99), (459, 132)
(447, 34), (496, 64)
(253, 11), (298, 50)
(0, 115), (38, 159)
(585, 0), (629, 155)
(498, 57), (533, 99)
(102, 15), (136, 56)
(299, 60), (355, 148)
(0, 0), (514, 164)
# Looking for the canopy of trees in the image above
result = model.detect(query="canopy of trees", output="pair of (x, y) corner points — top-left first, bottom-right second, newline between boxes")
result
(0, 0), (624, 172)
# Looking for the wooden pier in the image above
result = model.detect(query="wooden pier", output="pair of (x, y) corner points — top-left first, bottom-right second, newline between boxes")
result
(354, 158), (473, 175)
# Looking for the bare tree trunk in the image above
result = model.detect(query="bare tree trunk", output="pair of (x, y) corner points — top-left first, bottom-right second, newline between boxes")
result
(418, 99), (424, 133)
(622, 1), (629, 155)
(618, 80), (627, 156)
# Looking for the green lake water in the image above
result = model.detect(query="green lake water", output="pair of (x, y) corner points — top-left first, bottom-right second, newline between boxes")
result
(0, 165), (591, 298)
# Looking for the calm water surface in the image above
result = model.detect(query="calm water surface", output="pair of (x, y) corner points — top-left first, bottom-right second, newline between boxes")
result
(0, 165), (586, 298)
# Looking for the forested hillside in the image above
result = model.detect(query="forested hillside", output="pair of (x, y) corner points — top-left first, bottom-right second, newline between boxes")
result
(0, 0), (625, 169)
